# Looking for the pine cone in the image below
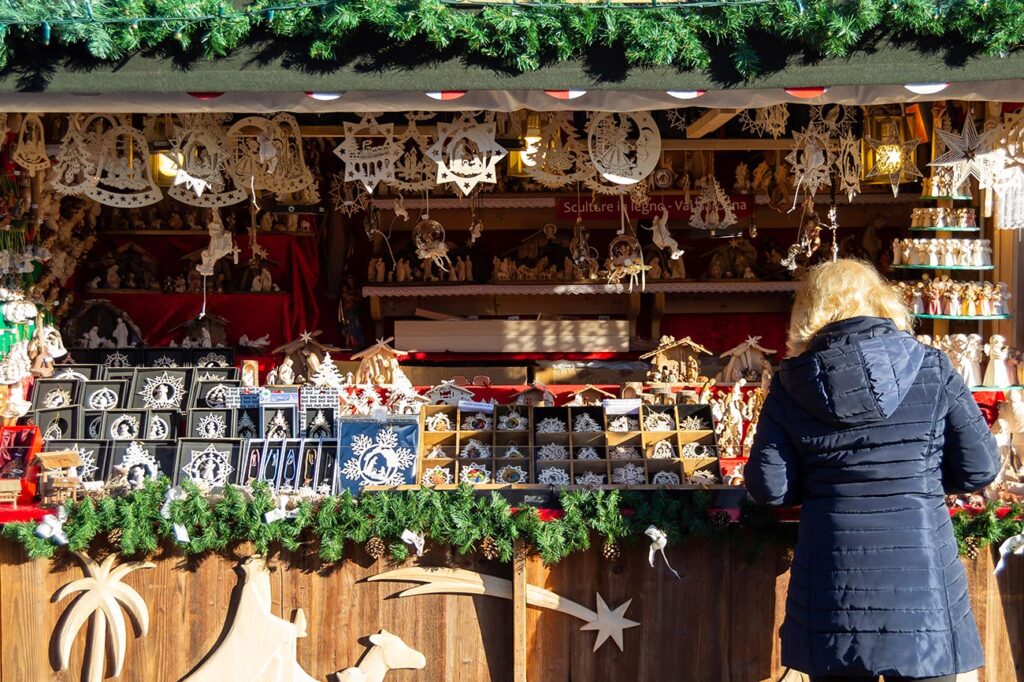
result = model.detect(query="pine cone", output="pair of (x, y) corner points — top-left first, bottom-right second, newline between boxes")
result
(710, 510), (731, 530)
(480, 535), (499, 561)
(366, 536), (386, 560)
(602, 541), (621, 561)
(963, 536), (980, 560)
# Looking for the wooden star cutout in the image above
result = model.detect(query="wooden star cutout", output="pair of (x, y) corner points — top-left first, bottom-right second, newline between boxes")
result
(426, 117), (507, 196)
(865, 125), (922, 197)
(579, 593), (640, 651)
(930, 114), (1001, 191)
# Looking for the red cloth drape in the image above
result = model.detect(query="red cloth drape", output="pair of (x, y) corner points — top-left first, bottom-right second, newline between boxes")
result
(85, 232), (320, 346)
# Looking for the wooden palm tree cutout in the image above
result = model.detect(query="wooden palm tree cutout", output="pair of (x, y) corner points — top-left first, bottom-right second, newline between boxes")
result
(52, 552), (155, 682)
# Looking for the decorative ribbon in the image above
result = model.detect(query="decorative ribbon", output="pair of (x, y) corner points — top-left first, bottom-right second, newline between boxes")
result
(994, 533), (1024, 576)
(160, 486), (190, 544)
(401, 529), (426, 557)
(264, 494), (299, 524)
(34, 506), (68, 546)
(645, 525), (681, 579)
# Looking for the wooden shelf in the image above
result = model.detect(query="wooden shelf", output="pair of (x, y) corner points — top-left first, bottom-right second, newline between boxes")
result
(96, 229), (316, 237)
(364, 280), (797, 298)
(918, 195), (973, 202)
(891, 265), (995, 271)
(916, 314), (1010, 320)
(908, 226), (980, 232)
(971, 386), (1023, 392)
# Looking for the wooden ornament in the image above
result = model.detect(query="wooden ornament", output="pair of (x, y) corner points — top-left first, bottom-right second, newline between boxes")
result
(183, 556), (317, 681)
(586, 111), (660, 185)
(333, 115), (402, 194)
(12, 113), (50, 176)
(52, 552), (154, 682)
(335, 629), (426, 682)
(83, 126), (164, 208)
(369, 566), (640, 652)
(425, 114), (507, 196)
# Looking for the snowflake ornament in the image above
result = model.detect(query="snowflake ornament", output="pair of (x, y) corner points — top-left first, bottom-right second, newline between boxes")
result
(665, 109), (688, 134)
(537, 466), (570, 486)
(137, 372), (186, 410)
(197, 413), (228, 438)
(122, 441), (160, 487)
(181, 444), (234, 488)
(426, 114), (507, 195)
(341, 427), (416, 488)
(739, 105), (789, 139)
(329, 174), (370, 217)
(67, 444), (99, 481)
(333, 115), (402, 194)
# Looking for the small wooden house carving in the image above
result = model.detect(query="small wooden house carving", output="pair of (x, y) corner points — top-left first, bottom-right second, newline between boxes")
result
(640, 335), (712, 383)
(271, 330), (341, 382)
(717, 336), (777, 383)
(513, 382), (555, 407)
(568, 384), (617, 406)
(350, 337), (412, 387)
(423, 380), (475, 406)
(33, 450), (83, 505)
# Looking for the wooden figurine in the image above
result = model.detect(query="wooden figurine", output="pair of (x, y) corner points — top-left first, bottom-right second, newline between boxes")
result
(33, 450), (83, 505)
(271, 330), (342, 384)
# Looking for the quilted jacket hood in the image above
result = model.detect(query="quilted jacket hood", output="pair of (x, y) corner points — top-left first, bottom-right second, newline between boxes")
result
(779, 316), (926, 428)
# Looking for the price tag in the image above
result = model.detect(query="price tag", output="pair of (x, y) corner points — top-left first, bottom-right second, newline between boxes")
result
(458, 399), (494, 414)
(602, 398), (641, 415)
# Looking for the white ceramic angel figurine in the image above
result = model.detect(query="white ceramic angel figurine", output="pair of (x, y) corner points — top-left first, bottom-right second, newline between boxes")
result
(984, 335), (1013, 388)
(996, 282), (1011, 315)
(963, 334), (985, 387)
(647, 208), (685, 260)
(911, 285), (924, 315)
(112, 318), (129, 348)
(197, 213), (238, 277)
(980, 241), (993, 267)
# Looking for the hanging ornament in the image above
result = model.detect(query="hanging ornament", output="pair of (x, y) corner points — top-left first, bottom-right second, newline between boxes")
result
(785, 125), (833, 208)
(930, 112), (1002, 192)
(226, 113), (314, 196)
(166, 114), (247, 207)
(329, 173), (370, 216)
(425, 114), (507, 195)
(333, 114), (402, 194)
(413, 216), (451, 271)
(570, 216), (599, 274)
(607, 234), (648, 291)
(808, 104), (854, 137)
(388, 115), (437, 193)
(865, 123), (922, 197)
(586, 111), (661, 185)
(688, 175), (737, 231)
(665, 109), (688, 134)
(83, 126), (163, 208)
(525, 112), (591, 189)
(998, 110), (1024, 167)
(836, 130), (862, 203)
(50, 114), (99, 195)
(738, 104), (789, 139)
(12, 113), (50, 176)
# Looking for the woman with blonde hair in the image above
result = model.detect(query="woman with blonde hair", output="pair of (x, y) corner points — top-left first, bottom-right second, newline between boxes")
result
(747, 259), (998, 682)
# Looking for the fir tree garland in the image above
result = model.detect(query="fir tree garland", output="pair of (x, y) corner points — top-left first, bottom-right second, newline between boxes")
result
(1, 478), (798, 563)
(0, 1), (1022, 78)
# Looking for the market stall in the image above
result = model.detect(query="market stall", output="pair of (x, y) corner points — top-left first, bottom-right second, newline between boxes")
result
(0, 3), (1023, 681)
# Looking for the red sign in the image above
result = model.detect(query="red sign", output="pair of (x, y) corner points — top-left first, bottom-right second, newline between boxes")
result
(555, 194), (754, 221)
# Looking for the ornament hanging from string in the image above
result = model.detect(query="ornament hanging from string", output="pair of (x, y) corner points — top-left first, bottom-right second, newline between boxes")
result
(524, 112), (590, 189)
(83, 126), (163, 208)
(165, 114), (248, 208)
(586, 111), (661, 185)
(388, 114), (438, 194)
(425, 113), (507, 196)
(333, 113), (402, 194)
(12, 113), (50, 177)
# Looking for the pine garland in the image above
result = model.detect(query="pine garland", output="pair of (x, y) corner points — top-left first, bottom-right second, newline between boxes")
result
(951, 502), (1024, 557)
(1, 478), (795, 564)
(0, 1), (1022, 78)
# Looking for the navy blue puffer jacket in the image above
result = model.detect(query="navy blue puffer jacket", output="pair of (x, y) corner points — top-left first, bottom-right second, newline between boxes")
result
(747, 316), (999, 679)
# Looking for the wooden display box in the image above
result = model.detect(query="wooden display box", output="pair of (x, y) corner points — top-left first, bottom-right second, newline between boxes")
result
(395, 320), (630, 353)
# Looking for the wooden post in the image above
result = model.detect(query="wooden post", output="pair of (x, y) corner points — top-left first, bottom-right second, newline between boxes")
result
(513, 538), (528, 682)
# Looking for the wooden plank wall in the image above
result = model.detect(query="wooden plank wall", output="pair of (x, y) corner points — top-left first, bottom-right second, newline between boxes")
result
(0, 538), (1020, 681)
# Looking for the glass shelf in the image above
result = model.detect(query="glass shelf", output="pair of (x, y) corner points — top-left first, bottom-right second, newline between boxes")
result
(971, 385), (1022, 393)
(916, 314), (1010, 320)
(891, 265), (995, 271)
(908, 226), (980, 232)
(918, 195), (973, 201)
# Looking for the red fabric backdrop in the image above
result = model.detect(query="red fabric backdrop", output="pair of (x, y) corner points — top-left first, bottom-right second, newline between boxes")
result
(84, 232), (320, 347)
(660, 312), (791, 360)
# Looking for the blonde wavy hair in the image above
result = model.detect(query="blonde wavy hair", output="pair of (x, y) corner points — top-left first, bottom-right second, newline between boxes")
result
(787, 259), (913, 357)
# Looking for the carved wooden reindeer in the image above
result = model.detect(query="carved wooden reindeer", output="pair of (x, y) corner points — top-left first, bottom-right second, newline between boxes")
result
(335, 629), (426, 682)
